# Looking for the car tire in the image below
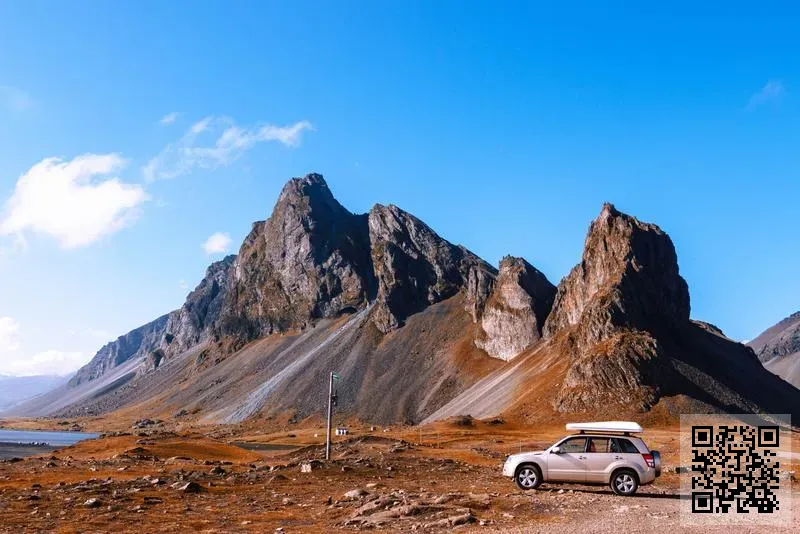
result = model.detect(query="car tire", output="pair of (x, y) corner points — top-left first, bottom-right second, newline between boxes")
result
(611, 469), (639, 496)
(514, 464), (542, 490)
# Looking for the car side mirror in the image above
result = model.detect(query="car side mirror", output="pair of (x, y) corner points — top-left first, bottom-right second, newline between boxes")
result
(550, 446), (561, 454)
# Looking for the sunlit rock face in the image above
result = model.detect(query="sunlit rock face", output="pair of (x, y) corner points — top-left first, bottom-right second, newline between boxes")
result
(475, 256), (555, 361)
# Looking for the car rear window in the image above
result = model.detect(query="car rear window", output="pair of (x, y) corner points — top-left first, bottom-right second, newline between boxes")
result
(611, 438), (640, 453)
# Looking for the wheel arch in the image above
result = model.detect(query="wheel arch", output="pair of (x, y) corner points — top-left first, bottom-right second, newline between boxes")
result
(515, 460), (545, 478)
(610, 466), (640, 485)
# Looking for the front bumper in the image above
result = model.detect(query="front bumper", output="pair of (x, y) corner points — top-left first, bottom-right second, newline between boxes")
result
(502, 458), (514, 477)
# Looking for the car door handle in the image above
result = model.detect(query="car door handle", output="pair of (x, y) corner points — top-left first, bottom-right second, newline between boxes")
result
(578, 456), (587, 460)
(614, 456), (623, 460)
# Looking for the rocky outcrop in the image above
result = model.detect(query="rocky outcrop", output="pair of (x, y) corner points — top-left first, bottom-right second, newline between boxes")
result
(749, 311), (800, 363)
(544, 203), (690, 343)
(216, 174), (374, 344)
(368, 204), (496, 332)
(542, 203), (690, 411)
(161, 255), (236, 357)
(748, 311), (800, 388)
(73, 256), (238, 383)
(474, 256), (555, 360)
(70, 314), (169, 386)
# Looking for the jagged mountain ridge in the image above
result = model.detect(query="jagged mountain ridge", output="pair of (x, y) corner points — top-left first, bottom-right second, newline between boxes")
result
(12, 174), (800, 424)
(426, 203), (800, 423)
(11, 174), (521, 421)
(748, 312), (800, 388)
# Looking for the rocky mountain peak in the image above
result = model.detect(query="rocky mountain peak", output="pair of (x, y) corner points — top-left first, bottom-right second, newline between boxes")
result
(539, 204), (691, 412)
(217, 174), (373, 343)
(368, 203), (496, 333)
(544, 203), (690, 343)
(474, 256), (556, 360)
(275, 172), (339, 211)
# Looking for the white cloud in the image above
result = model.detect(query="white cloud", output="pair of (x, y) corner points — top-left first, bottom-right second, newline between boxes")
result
(202, 232), (231, 255)
(0, 154), (148, 249)
(143, 116), (313, 181)
(159, 111), (180, 125)
(178, 279), (189, 291)
(747, 80), (785, 109)
(0, 317), (86, 376)
(0, 85), (35, 112)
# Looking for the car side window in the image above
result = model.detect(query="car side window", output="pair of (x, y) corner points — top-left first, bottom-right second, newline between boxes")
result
(611, 438), (639, 453)
(586, 437), (610, 453)
(558, 437), (587, 453)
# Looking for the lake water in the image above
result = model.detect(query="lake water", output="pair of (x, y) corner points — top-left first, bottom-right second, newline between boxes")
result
(0, 428), (99, 447)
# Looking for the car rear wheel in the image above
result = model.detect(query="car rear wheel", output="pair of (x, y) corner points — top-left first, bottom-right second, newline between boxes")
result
(514, 464), (542, 490)
(611, 469), (639, 496)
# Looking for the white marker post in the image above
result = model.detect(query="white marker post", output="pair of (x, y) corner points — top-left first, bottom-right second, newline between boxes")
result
(325, 372), (340, 461)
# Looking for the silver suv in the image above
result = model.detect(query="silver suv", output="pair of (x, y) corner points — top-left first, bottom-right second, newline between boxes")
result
(502, 425), (661, 496)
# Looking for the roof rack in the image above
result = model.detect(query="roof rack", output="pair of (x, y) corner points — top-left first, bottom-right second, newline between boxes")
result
(565, 421), (643, 435)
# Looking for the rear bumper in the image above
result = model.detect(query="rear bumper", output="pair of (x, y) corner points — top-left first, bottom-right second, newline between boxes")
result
(639, 467), (657, 485)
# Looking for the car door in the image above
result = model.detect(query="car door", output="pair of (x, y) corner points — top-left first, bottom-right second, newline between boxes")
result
(610, 437), (644, 472)
(546, 437), (587, 482)
(584, 437), (614, 482)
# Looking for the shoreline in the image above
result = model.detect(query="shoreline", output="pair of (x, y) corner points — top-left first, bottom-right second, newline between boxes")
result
(0, 441), (59, 460)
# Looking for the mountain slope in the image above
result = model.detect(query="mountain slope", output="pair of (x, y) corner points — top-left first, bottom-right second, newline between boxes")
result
(748, 312), (800, 388)
(10, 174), (531, 421)
(13, 176), (799, 425)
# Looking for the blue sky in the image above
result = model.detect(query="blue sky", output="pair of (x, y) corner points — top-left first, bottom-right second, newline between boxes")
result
(0, 2), (798, 375)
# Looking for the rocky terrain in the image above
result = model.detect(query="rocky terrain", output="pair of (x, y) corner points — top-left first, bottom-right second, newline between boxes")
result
(8, 174), (800, 427)
(748, 311), (800, 388)
(0, 419), (797, 533)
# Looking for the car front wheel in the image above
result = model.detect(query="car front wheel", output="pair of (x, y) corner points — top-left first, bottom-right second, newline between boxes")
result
(611, 469), (639, 496)
(514, 464), (542, 490)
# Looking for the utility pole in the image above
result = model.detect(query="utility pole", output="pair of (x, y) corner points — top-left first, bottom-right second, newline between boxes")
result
(325, 372), (339, 461)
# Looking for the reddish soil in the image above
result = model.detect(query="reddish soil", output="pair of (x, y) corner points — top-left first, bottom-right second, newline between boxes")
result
(0, 418), (797, 533)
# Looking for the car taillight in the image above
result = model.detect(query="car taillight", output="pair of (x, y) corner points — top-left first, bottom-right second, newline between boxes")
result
(642, 453), (655, 468)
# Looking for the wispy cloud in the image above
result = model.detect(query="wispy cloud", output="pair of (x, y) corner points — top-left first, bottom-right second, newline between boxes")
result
(202, 232), (231, 255)
(0, 154), (148, 249)
(159, 112), (180, 125)
(747, 80), (785, 109)
(142, 116), (314, 182)
(0, 85), (35, 113)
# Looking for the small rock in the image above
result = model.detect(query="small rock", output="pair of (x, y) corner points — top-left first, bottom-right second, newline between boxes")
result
(344, 488), (368, 499)
(175, 481), (201, 493)
(83, 497), (102, 508)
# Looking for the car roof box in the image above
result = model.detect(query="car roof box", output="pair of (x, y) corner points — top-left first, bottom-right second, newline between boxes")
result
(565, 421), (644, 434)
